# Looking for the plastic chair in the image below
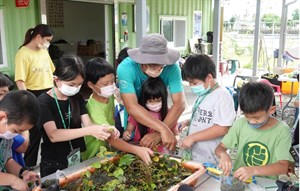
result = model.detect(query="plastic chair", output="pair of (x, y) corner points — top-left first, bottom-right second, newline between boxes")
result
(257, 78), (283, 108)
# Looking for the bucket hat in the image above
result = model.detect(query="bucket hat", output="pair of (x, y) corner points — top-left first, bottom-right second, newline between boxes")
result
(128, 33), (180, 65)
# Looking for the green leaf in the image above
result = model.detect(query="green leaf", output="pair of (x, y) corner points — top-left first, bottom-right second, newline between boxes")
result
(91, 162), (101, 169)
(97, 146), (107, 159)
(118, 154), (135, 167)
(85, 170), (91, 178)
(113, 167), (124, 178)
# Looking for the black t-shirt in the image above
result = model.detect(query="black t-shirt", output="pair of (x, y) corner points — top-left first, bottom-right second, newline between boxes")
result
(38, 93), (87, 165)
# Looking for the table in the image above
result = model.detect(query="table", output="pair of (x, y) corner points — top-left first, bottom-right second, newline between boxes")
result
(277, 75), (298, 120)
(194, 173), (278, 191)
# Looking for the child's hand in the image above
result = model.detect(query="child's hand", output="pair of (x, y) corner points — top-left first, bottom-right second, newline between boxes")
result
(89, 125), (118, 141)
(11, 177), (29, 191)
(133, 146), (154, 165)
(104, 126), (120, 139)
(114, 88), (123, 105)
(233, 166), (254, 182)
(178, 119), (190, 132)
(179, 136), (194, 149)
(218, 153), (232, 176)
(123, 130), (132, 141)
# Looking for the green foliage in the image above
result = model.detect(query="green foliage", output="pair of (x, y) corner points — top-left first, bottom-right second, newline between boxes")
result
(292, 9), (299, 20)
(97, 146), (107, 159)
(62, 153), (193, 191)
(261, 13), (280, 27)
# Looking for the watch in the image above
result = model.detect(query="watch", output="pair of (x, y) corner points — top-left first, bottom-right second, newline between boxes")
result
(18, 166), (29, 179)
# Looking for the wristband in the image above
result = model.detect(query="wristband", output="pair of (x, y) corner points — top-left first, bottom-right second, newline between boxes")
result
(19, 166), (30, 179)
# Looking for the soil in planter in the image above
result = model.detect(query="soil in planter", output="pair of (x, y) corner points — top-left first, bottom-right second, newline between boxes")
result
(62, 153), (193, 191)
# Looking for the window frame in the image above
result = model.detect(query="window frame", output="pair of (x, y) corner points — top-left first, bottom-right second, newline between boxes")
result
(159, 15), (187, 50)
(0, 9), (8, 68)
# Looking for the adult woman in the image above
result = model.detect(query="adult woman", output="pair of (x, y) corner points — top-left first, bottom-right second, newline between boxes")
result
(38, 54), (119, 177)
(14, 24), (55, 168)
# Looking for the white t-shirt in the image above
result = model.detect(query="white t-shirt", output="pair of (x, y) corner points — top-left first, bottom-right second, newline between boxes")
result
(189, 86), (236, 164)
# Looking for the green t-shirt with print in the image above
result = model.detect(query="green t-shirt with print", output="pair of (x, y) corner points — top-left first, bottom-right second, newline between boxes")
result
(222, 117), (294, 179)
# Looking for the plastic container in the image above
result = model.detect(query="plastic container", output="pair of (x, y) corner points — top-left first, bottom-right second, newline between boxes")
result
(281, 81), (299, 95)
(220, 175), (245, 191)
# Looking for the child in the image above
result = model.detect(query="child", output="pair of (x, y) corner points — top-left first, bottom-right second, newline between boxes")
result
(0, 90), (40, 191)
(215, 82), (294, 181)
(38, 54), (120, 177)
(123, 77), (178, 153)
(83, 57), (153, 163)
(179, 54), (236, 163)
(0, 72), (29, 167)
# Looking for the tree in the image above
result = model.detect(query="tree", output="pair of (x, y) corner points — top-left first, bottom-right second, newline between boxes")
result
(229, 16), (237, 29)
(261, 13), (280, 28)
(292, 9), (299, 20)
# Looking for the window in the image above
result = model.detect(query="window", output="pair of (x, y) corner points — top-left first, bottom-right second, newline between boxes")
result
(0, 10), (7, 68)
(159, 16), (187, 49)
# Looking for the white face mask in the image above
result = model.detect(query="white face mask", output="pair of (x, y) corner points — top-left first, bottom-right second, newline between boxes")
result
(0, 124), (18, 140)
(146, 102), (162, 112)
(97, 84), (115, 98)
(58, 83), (81, 97)
(38, 42), (50, 49)
(145, 68), (163, 78)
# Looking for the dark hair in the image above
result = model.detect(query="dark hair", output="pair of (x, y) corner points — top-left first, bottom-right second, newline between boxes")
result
(181, 54), (216, 81)
(54, 53), (85, 127)
(239, 82), (274, 114)
(116, 47), (131, 67)
(138, 77), (168, 138)
(85, 57), (115, 84)
(0, 90), (40, 125)
(0, 72), (14, 90)
(20, 24), (54, 48)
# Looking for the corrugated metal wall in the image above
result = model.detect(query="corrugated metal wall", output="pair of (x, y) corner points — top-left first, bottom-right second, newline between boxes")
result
(1, 0), (40, 76)
(147, 0), (213, 35)
(118, 0), (213, 54)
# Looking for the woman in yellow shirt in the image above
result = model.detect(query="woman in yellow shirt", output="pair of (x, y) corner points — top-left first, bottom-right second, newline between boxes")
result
(14, 24), (55, 168)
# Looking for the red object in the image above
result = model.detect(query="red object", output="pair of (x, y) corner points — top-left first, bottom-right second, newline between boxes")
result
(15, 0), (30, 7)
(258, 78), (283, 108)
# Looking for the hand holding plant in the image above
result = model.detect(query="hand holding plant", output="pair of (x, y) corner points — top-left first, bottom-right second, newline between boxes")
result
(233, 166), (254, 182)
(218, 152), (232, 176)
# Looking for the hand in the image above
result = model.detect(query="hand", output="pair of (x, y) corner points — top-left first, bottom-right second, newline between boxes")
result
(233, 166), (254, 182)
(178, 119), (190, 132)
(179, 136), (194, 149)
(123, 130), (132, 141)
(11, 176), (29, 191)
(140, 132), (161, 149)
(104, 126), (120, 139)
(22, 170), (41, 187)
(160, 128), (177, 151)
(218, 153), (232, 176)
(114, 88), (123, 105)
(89, 125), (113, 140)
(133, 146), (154, 165)
(287, 162), (296, 176)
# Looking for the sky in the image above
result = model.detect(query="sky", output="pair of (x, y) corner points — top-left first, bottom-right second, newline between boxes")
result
(223, 0), (299, 21)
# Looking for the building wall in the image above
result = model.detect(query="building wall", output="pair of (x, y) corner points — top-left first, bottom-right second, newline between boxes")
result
(118, 0), (214, 54)
(1, 0), (40, 77)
